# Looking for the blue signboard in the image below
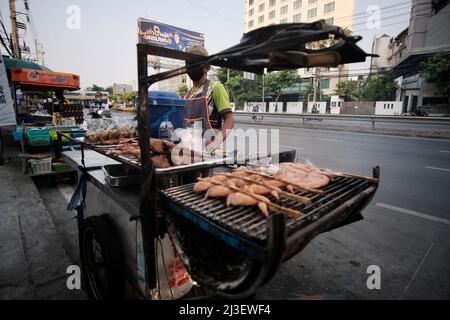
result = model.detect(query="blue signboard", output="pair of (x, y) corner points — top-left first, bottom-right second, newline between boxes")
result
(138, 18), (205, 52)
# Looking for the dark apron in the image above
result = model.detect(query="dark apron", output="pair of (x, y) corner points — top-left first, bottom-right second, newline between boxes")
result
(184, 80), (220, 134)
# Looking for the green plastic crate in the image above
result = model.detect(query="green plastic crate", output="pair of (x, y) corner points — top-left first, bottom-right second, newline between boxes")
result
(26, 130), (51, 147)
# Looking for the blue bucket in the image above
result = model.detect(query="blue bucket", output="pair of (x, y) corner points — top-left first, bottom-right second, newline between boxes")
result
(147, 91), (185, 138)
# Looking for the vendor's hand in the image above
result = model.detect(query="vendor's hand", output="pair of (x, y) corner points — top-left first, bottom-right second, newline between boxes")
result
(205, 141), (217, 153)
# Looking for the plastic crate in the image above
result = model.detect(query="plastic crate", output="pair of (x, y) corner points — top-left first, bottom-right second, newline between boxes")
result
(52, 163), (73, 172)
(29, 158), (53, 175)
(27, 130), (51, 147)
(71, 132), (86, 139)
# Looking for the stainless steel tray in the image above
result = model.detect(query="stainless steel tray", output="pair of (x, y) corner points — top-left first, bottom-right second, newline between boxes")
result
(103, 164), (141, 187)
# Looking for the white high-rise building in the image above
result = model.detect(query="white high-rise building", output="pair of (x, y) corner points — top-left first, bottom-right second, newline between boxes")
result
(244, 0), (356, 97)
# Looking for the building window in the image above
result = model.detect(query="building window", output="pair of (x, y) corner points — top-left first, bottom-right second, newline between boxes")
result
(280, 18), (288, 24)
(307, 8), (317, 18)
(269, 0), (276, 7)
(293, 13), (302, 23)
(249, 8), (254, 16)
(325, 17), (334, 25)
(259, 3), (265, 12)
(294, 0), (302, 9)
(248, 20), (254, 28)
(249, 0), (254, 6)
(269, 10), (276, 19)
(258, 15), (265, 24)
(324, 2), (335, 13)
(320, 79), (330, 89)
(280, 5), (288, 15)
(308, 0), (318, 4)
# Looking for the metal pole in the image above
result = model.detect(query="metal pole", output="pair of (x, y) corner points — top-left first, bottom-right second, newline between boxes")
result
(137, 45), (156, 294)
(262, 73), (265, 112)
(9, 0), (21, 59)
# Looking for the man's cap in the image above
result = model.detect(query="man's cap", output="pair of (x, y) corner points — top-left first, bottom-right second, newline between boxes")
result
(186, 45), (209, 57)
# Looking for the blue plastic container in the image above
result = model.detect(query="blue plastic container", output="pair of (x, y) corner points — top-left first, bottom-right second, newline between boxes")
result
(147, 91), (185, 138)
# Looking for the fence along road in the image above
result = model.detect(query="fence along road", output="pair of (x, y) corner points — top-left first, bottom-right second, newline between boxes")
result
(234, 112), (450, 133)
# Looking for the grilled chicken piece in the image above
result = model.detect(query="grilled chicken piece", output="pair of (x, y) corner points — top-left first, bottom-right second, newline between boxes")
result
(205, 186), (232, 198)
(150, 139), (167, 154)
(226, 192), (258, 207)
(151, 155), (171, 168)
(296, 172), (330, 189)
(258, 202), (269, 216)
(193, 181), (213, 193)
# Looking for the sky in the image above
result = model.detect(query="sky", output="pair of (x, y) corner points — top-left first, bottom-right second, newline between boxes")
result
(1, 0), (412, 89)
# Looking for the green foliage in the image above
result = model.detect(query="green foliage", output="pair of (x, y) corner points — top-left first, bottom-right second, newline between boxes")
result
(421, 51), (450, 96)
(360, 72), (398, 101)
(219, 68), (263, 107)
(123, 91), (138, 103)
(177, 84), (189, 98)
(334, 80), (361, 101)
(105, 86), (113, 95)
(264, 70), (299, 102)
(91, 84), (105, 92)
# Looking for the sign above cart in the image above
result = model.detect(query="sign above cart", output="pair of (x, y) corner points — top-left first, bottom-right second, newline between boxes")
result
(10, 68), (80, 91)
(138, 18), (205, 52)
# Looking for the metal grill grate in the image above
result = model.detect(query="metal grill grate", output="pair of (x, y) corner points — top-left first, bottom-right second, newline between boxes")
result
(161, 176), (373, 242)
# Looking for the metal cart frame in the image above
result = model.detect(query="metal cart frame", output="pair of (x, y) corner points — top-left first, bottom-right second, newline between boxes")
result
(60, 20), (378, 299)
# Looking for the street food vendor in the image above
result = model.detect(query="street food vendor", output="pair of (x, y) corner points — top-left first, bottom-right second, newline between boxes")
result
(184, 45), (235, 152)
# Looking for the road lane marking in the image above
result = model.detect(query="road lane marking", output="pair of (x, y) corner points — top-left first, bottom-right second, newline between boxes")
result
(425, 166), (450, 173)
(317, 137), (343, 142)
(376, 203), (450, 226)
(439, 150), (450, 153)
(401, 243), (434, 299)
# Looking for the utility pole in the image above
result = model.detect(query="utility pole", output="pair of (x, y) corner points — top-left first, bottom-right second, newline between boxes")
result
(9, 0), (21, 59)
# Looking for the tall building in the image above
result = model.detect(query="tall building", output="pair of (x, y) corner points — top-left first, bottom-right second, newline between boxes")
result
(370, 0), (450, 114)
(244, 0), (356, 99)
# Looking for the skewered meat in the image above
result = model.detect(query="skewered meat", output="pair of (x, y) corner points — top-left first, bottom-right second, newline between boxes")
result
(205, 186), (232, 198)
(151, 155), (171, 168)
(193, 181), (213, 193)
(226, 192), (258, 207)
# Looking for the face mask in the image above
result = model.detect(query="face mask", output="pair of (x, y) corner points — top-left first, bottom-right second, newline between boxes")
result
(187, 65), (205, 82)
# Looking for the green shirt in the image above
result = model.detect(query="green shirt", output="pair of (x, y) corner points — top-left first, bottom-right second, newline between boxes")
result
(187, 81), (232, 116)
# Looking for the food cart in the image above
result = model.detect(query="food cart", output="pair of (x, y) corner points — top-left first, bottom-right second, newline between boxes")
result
(59, 20), (380, 300)
(4, 62), (84, 181)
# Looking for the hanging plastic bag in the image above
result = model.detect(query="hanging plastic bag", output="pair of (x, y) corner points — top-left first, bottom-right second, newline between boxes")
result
(152, 234), (194, 300)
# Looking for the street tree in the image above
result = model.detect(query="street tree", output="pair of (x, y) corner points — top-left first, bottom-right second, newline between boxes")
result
(123, 91), (138, 104)
(264, 70), (299, 103)
(421, 50), (450, 97)
(360, 72), (398, 101)
(91, 84), (105, 92)
(177, 84), (189, 98)
(334, 80), (361, 101)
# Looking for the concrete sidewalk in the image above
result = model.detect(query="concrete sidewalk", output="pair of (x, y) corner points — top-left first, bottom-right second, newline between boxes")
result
(0, 131), (84, 300)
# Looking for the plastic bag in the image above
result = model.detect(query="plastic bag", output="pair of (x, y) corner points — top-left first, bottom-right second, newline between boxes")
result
(152, 234), (194, 300)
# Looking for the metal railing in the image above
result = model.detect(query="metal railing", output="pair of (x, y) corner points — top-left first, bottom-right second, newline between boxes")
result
(234, 112), (450, 129)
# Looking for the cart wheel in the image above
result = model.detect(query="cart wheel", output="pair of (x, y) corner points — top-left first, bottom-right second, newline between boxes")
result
(80, 215), (124, 300)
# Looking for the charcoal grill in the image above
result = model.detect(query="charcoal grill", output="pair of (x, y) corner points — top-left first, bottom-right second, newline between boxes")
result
(160, 167), (379, 296)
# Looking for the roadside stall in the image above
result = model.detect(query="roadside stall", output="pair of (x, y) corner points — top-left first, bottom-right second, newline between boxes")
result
(59, 20), (380, 300)
(4, 60), (84, 181)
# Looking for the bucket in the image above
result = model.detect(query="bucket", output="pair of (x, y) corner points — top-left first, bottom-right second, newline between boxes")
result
(147, 91), (185, 138)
